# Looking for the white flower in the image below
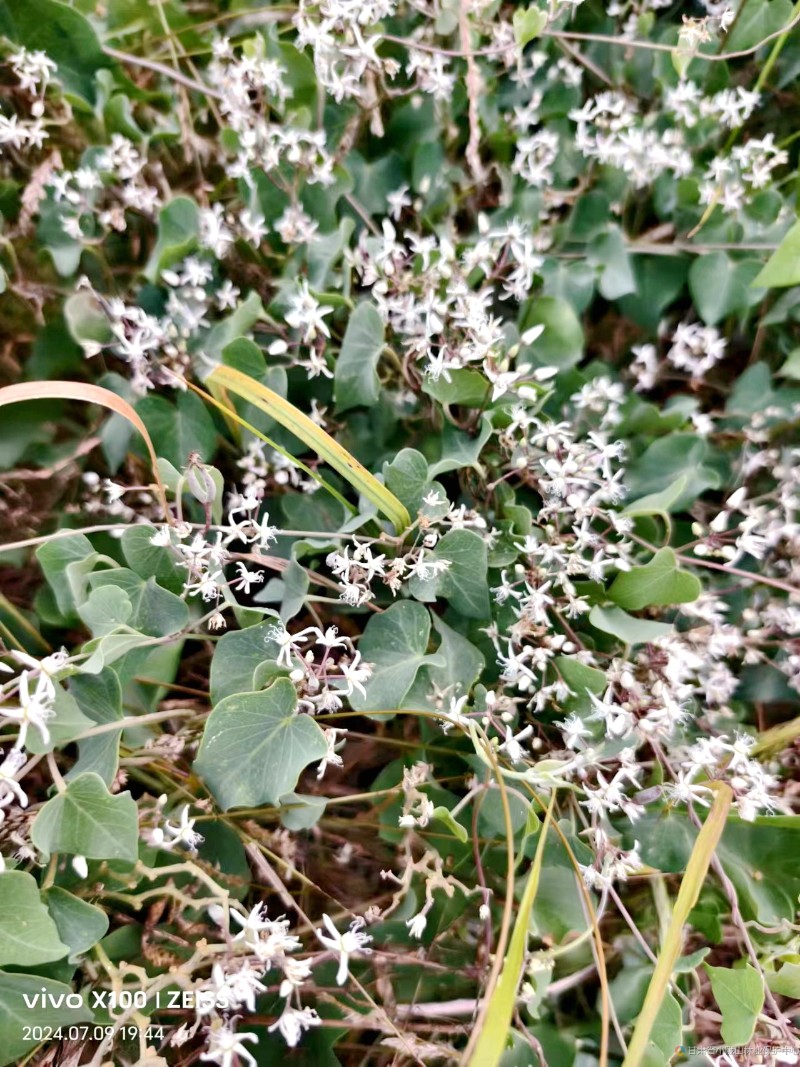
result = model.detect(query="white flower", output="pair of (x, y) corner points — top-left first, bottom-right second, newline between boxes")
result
(406, 912), (427, 939)
(162, 805), (204, 852)
(285, 280), (333, 343)
(201, 963), (267, 1015)
(268, 1005), (321, 1048)
(556, 712), (592, 751)
(231, 563), (265, 595)
(278, 955), (312, 997)
(230, 903), (274, 947)
(315, 626), (348, 650)
(316, 727), (345, 779)
(200, 1024), (258, 1067)
(2, 672), (55, 749)
(498, 724), (534, 763)
(267, 625), (297, 669)
(240, 209), (267, 245)
(315, 913), (373, 985)
(0, 747), (28, 815)
(339, 651), (371, 701)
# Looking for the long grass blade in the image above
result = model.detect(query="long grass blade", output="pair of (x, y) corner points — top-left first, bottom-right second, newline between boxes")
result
(622, 783), (733, 1067)
(464, 793), (555, 1067)
(0, 381), (169, 519)
(185, 379), (355, 516)
(208, 364), (411, 534)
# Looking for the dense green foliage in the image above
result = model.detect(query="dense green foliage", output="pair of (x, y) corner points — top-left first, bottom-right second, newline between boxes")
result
(0, 0), (799, 1065)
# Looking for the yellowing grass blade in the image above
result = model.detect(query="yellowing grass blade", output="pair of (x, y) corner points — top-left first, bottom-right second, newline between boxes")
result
(0, 381), (169, 519)
(464, 796), (555, 1067)
(208, 363), (411, 534)
(622, 783), (733, 1067)
(753, 716), (800, 758)
(186, 379), (354, 516)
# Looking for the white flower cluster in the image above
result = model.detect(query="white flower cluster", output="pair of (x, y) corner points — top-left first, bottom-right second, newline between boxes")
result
(350, 216), (549, 383)
(209, 37), (335, 188)
(700, 135), (790, 215)
(150, 483), (278, 622)
(187, 903), (372, 1060)
(79, 258), (252, 392)
(570, 92), (693, 189)
(43, 135), (162, 250)
(667, 320), (727, 381)
(237, 436), (322, 495)
(0, 649), (72, 867)
(631, 319), (727, 389)
(0, 48), (56, 150)
(325, 532), (455, 605)
(266, 621), (371, 722)
(295, 0), (400, 113)
(664, 82), (761, 130)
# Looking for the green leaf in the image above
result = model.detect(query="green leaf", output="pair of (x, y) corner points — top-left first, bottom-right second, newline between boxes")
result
(209, 618), (283, 704)
(429, 415), (494, 479)
(619, 256), (689, 331)
(383, 448), (430, 513)
(519, 296), (584, 368)
(589, 227), (636, 300)
(512, 5), (548, 47)
(689, 253), (763, 325)
(777, 348), (800, 380)
(80, 631), (155, 674)
(31, 772), (139, 861)
(752, 218), (800, 289)
(767, 962), (800, 999)
(204, 292), (265, 365)
(589, 605), (673, 644)
(644, 992), (683, 1065)
(263, 558), (309, 624)
(432, 806), (468, 843)
(145, 197), (200, 281)
(0, 0), (112, 105)
(42, 887), (109, 962)
(64, 291), (112, 348)
(623, 476), (688, 518)
(725, 0), (793, 51)
(705, 963), (764, 1046)
(334, 302), (385, 412)
(673, 947), (711, 974)
(137, 391), (217, 468)
(0, 872), (68, 967)
(66, 670), (123, 786)
(608, 548), (701, 611)
(0, 973), (92, 1067)
(423, 369), (490, 407)
(626, 434), (721, 508)
(632, 811), (800, 925)
(78, 585), (133, 637)
(194, 678), (328, 810)
(26, 682), (93, 755)
(121, 525), (184, 592)
(350, 601), (444, 713)
(555, 655), (606, 715)
(37, 197), (81, 276)
(36, 533), (95, 622)
(409, 529), (491, 619)
(278, 792), (327, 831)
(427, 614), (485, 696)
(88, 570), (188, 637)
